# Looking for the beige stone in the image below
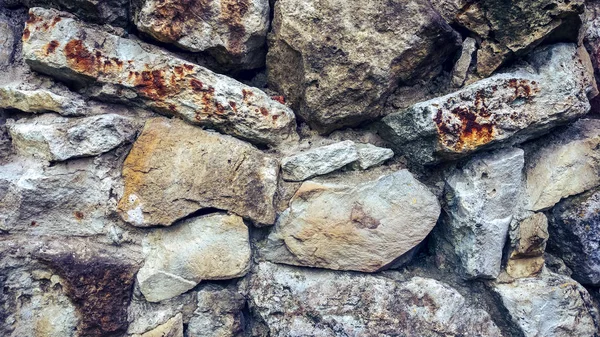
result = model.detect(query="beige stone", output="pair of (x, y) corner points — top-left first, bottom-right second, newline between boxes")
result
(132, 313), (183, 337)
(118, 118), (278, 227)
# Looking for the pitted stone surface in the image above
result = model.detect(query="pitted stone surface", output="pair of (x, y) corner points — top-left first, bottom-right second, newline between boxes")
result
(21, 7), (297, 146)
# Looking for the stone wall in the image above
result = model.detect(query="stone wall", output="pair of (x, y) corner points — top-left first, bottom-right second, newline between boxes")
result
(1, 0), (600, 336)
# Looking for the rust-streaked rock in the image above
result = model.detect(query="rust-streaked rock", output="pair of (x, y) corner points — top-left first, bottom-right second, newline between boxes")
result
(133, 0), (269, 69)
(117, 118), (278, 227)
(379, 44), (593, 164)
(21, 7), (297, 146)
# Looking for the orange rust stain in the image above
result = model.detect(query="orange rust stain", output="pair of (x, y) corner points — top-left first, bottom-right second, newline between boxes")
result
(215, 102), (225, 114)
(221, 0), (250, 55)
(260, 107), (268, 116)
(229, 101), (237, 112)
(183, 64), (194, 71)
(64, 39), (96, 75)
(174, 66), (184, 76)
(242, 89), (253, 101)
(22, 28), (30, 40)
(44, 40), (60, 54)
(272, 114), (279, 121)
(506, 78), (538, 100)
(51, 16), (61, 27)
(271, 95), (285, 104)
(74, 211), (84, 220)
(190, 79), (204, 91)
(30, 221), (37, 227)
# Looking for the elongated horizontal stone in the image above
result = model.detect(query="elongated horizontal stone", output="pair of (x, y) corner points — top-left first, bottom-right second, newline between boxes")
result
(117, 118), (279, 227)
(280, 140), (358, 181)
(378, 44), (594, 164)
(21, 7), (297, 146)
(0, 85), (87, 116)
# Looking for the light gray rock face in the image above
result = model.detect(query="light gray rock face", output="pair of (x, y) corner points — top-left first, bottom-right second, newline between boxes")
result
(19, 0), (129, 27)
(127, 290), (197, 335)
(493, 272), (600, 337)
(281, 140), (358, 181)
(0, 21), (14, 66)
(266, 170), (441, 272)
(438, 148), (524, 279)
(137, 213), (251, 302)
(0, 84), (87, 115)
(379, 44), (594, 165)
(435, 0), (585, 76)
(117, 118), (279, 227)
(131, 313), (183, 337)
(525, 119), (600, 212)
(451, 37), (477, 87)
(0, 155), (123, 237)
(268, 0), (461, 133)
(187, 285), (246, 337)
(548, 188), (600, 285)
(133, 0), (269, 69)
(7, 114), (138, 162)
(249, 262), (502, 336)
(353, 143), (394, 170)
(21, 7), (297, 146)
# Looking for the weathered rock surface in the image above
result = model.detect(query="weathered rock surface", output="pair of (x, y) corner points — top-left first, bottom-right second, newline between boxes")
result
(506, 213), (549, 279)
(268, 0), (461, 133)
(131, 313), (183, 337)
(7, 114), (138, 162)
(548, 188), (600, 285)
(117, 118), (278, 227)
(187, 284), (246, 337)
(451, 37), (477, 87)
(525, 119), (600, 211)
(266, 170), (441, 272)
(438, 148), (524, 279)
(133, 0), (269, 69)
(379, 44), (593, 164)
(22, 7), (297, 145)
(281, 140), (358, 181)
(18, 0), (129, 27)
(439, 0), (585, 76)
(353, 143), (394, 170)
(249, 262), (502, 336)
(0, 84), (87, 115)
(137, 213), (251, 302)
(127, 289), (197, 335)
(0, 21), (14, 66)
(0, 155), (124, 237)
(493, 272), (600, 337)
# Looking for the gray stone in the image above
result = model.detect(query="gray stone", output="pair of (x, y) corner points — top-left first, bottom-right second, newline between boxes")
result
(353, 143), (394, 170)
(493, 271), (600, 337)
(268, 0), (460, 133)
(438, 148), (524, 279)
(0, 21), (14, 66)
(19, 0), (129, 27)
(187, 284), (245, 337)
(248, 262), (502, 336)
(525, 119), (600, 211)
(506, 213), (549, 279)
(266, 170), (441, 272)
(548, 188), (600, 285)
(117, 118), (279, 227)
(0, 85), (87, 116)
(21, 7), (297, 146)
(7, 114), (138, 162)
(281, 140), (358, 181)
(379, 44), (593, 164)
(451, 37), (477, 87)
(137, 213), (251, 302)
(133, 0), (269, 69)
(127, 290), (197, 335)
(131, 313), (183, 337)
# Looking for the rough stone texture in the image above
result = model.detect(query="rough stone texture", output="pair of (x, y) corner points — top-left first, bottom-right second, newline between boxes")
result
(0, 84), (87, 115)
(137, 213), (251, 302)
(249, 262), (502, 336)
(0, 154), (124, 237)
(548, 188), (600, 285)
(353, 143), (394, 170)
(133, 0), (269, 69)
(0, 21), (14, 66)
(379, 44), (593, 164)
(18, 0), (129, 27)
(281, 140), (358, 181)
(585, 4), (600, 105)
(493, 272), (600, 337)
(507, 213), (549, 279)
(118, 118), (278, 227)
(445, 0), (585, 76)
(438, 148), (524, 279)
(268, 0), (461, 133)
(525, 119), (600, 211)
(451, 37), (477, 87)
(21, 7), (297, 146)
(266, 170), (441, 272)
(131, 313), (183, 337)
(187, 284), (246, 337)
(7, 114), (138, 162)
(127, 290), (197, 335)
